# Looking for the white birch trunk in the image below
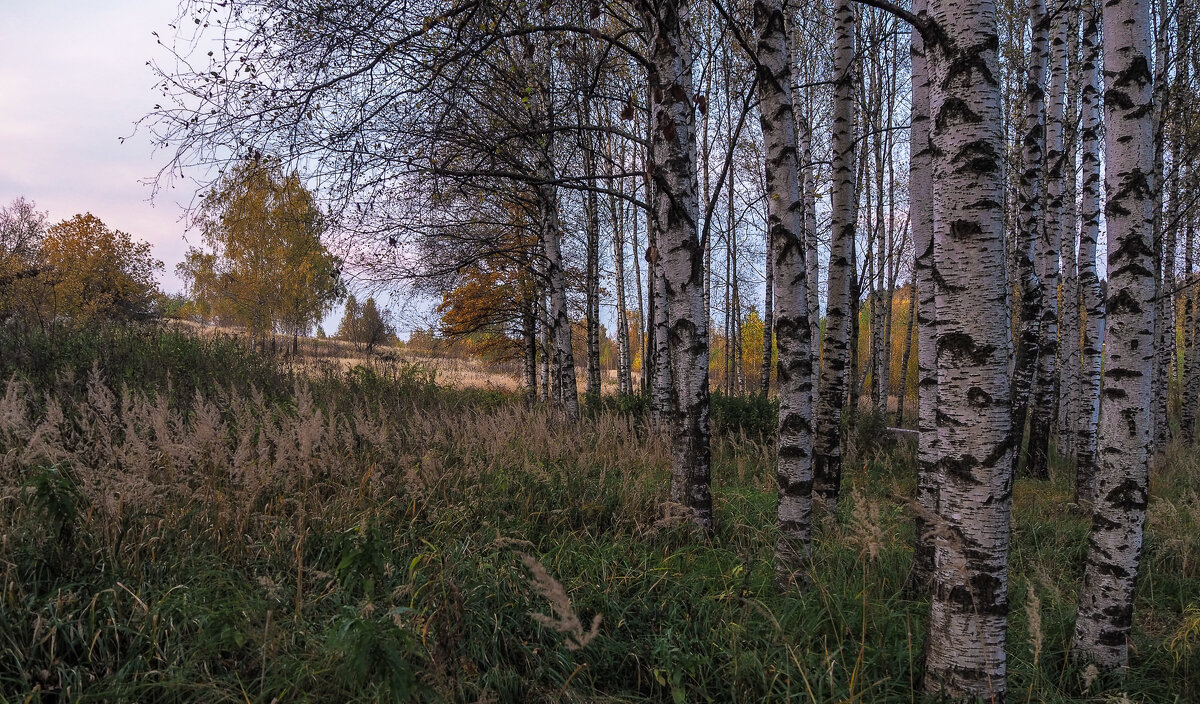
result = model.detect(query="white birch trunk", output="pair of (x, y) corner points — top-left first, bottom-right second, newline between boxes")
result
(754, 0), (815, 588)
(643, 0), (713, 531)
(1012, 0), (1049, 473)
(762, 238), (774, 394)
(921, 0), (1015, 696)
(908, 0), (938, 591)
(800, 116), (822, 398)
(1071, 0), (1156, 668)
(1075, 0), (1104, 502)
(1030, 4), (1068, 479)
(538, 179), (581, 420)
(1058, 3), (1082, 460)
(610, 171), (635, 397)
(813, 0), (856, 510)
(1184, 213), (1198, 441)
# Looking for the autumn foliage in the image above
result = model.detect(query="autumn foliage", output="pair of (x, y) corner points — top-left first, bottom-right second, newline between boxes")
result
(0, 202), (162, 326)
(178, 157), (343, 345)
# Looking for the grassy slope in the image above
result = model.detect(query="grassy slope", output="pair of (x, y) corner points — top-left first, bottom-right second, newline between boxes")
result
(0, 325), (1197, 703)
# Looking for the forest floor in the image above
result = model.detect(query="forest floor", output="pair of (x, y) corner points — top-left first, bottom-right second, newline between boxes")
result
(0, 323), (1197, 702)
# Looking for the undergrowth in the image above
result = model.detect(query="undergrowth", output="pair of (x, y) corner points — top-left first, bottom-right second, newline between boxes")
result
(0, 324), (1196, 702)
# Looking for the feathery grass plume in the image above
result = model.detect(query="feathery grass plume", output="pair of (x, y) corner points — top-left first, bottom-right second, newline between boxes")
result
(1025, 580), (1043, 667)
(847, 484), (883, 561)
(520, 553), (600, 651)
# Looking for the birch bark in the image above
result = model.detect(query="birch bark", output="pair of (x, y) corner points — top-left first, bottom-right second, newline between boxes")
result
(1058, 2), (1081, 460)
(538, 176), (581, 420)
(1029, 3), (1068, 480)
(643, 0), (713, 530)
(1075, 0), (1103, 502)
(813, 0), (856, 510)
(908, 0), (938, 591)
(754, 0), (815, 588)
(922, 0), (1015, 695)
(1012, 0), (1048, 475)
(800, 116), (822, 398)
(1072, 0), (1156, 668)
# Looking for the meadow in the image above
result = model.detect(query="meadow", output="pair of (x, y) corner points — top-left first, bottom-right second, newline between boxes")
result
(1, 324), (1197, 702)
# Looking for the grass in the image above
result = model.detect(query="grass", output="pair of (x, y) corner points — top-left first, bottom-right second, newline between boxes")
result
(0, 323), (1197, 702)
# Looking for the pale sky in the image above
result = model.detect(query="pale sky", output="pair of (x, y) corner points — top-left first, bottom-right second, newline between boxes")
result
(0, 0), (195, 293)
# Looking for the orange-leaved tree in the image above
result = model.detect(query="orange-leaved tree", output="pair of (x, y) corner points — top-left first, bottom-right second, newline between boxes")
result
(179, 157), (343, 348)
(40, 213), (162, 323)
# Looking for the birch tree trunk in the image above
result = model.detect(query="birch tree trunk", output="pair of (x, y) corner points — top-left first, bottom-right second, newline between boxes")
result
(1071, 0), (1156, 668)
(649, 230), (674, 422)
(922, 0), (1015, 695)
(643, 0), (713, 531)
(583, 132), (603, 402)
(761, 238), (774, 394)
(634, 135), (648, 395)
(813, 0), (856, 510)
(523, 293), (538, 404)
(1181, 13), (1198, 442)
(1149, 0), (1172, 452)
(540, 289), (551, 402)
(610, 161), (635, 396)
(1075, 0), (1103, 502)
(1012, 0), (1049, 475)
(1029, 4), (1068, 480)
(1058, 3), (1082, 460)
(538, 177), (581, 420)
(800, 116), (822, 398)
(895, 284), (916, 427)
(754, 0), (815, 589)
(909, 0), (939, 591)
(1184, 213), (1199, 441)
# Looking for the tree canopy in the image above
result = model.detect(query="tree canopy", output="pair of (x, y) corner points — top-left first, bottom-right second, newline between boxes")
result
(41, 213), (163, 323)
(179, 157), (344, 341)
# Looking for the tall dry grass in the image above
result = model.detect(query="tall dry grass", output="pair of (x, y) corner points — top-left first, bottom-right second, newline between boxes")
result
(1, 325), (1197, 702)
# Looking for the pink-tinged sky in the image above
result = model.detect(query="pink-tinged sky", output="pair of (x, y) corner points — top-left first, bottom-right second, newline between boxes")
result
(0, 0), (193, 292)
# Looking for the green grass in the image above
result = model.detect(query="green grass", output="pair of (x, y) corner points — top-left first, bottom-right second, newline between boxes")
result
(0, 324), (1197, 702)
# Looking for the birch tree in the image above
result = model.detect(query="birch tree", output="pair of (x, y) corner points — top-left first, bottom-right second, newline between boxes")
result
(920, 0), (1015, 695)
(641, 0), (713, 531)
(1029, 0), (1068, 480)
(908, 0), (938, 590)
(754, 0), (815, 587)
(1012, 0), (1049, 474)
(1072, 0), (1157, 668)
(1074, 0), (1104, 501)
(813, 0), (857, 509)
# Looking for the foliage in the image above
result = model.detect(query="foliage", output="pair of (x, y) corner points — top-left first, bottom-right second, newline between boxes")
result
(710, 389), (779, 439)
(0, 327), (1196, 702)
(0, 197), (48, 322)
(711, 309), (771, 392)
(37, 213), (162, 323)
(0, 322), (292, 408)
(179, 157), (344, 342)
(337, 295), (396, 351)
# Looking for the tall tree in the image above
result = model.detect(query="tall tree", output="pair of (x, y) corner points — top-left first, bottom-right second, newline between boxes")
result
(813, 0), (856, 510)
(641, 0), (713, 531)
(920, 0), (1015, 696)
(1072, 0), (1157, 669)
(1058, 0), (1082, 460)
(179, 158), (342, 349)
(754, 0), (815, 588)
(908, 0), (938, 591)
(42, 214), (163, 324)
(1012, 0), (1049, 476)
(1074, 0), (1104, 500)
(1028, 0), (1068, 480)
